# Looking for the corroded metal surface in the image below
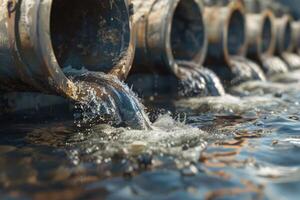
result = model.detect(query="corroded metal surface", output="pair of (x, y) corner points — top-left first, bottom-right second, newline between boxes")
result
(132, 0), (207, 77)
(0, 0), (134, 100)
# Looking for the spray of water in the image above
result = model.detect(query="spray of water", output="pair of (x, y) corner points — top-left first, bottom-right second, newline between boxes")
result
(66, 113), (211, 164)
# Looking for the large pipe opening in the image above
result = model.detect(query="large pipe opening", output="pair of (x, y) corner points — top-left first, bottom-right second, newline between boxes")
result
(50, 0), (131, 73)
(261, 17), (272, 53)
(227, 10), (245, 57)
(170, 0), (205, 62)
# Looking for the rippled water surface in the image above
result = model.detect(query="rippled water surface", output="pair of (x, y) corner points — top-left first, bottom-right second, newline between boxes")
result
(1, 70), (300, 200)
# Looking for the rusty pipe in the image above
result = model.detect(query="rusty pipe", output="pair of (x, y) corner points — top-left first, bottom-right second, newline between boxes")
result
(0, 0), (134, 100)
(246, 10), (276, 62)
(204, 1), (247, 66)
(274, 15), (294, 55)
(131, 0), (207, 77)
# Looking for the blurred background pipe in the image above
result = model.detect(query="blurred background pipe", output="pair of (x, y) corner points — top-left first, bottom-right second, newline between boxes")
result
(127, 0), (215, 98)
(274, 15), (300, 70)
(203, 1), (267, 85)
(131, 0), (207, 77)
(204, 1), (247, 66)
(0, 0), (134, 99)
(274, 15), (294, 55)
(246, 10), (276, 62)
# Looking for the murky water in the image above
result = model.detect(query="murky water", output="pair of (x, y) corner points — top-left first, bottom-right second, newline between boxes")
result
(1, 69), (300, 199)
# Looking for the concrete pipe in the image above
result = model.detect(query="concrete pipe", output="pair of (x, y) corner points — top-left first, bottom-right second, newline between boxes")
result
(204, 1), (247, 66)
(131, 0), (207, 77)
(0, 0), (134, 99)
(246, 10), (276, 62)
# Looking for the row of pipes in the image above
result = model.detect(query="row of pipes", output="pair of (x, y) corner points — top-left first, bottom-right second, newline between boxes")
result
(0, 0), (300, 112)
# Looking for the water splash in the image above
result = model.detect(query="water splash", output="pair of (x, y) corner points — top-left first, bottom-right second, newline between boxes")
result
(261, 56), (289, 75)
(68, 72), (152, 130)
(282, 53), (300, 70)
(230, 56), (266, 85)
(66, 114), (210, 163)
(176, 61), (226, 97)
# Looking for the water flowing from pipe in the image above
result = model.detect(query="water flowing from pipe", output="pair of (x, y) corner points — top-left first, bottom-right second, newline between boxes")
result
(176, 61), (226, 97)
(68, 72), (152, 130)
(229, 56), (266, 85)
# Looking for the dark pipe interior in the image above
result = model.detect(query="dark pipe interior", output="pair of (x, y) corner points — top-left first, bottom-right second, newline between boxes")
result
(283, 21), (292, 51)
(261, 17), (272, 53)
(171, 0), (205, 61)
(227, 10), (245, 56)
(50, 0), (130, 73)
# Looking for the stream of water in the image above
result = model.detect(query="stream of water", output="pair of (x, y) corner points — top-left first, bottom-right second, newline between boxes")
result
(1, 68), (300, 199)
